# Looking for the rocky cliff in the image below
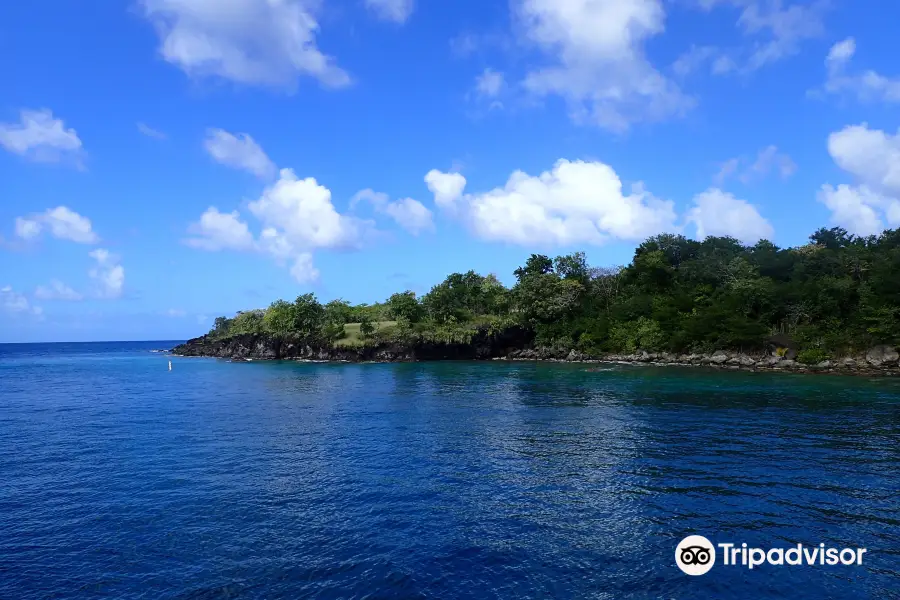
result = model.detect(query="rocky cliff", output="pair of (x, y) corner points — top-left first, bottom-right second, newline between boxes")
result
(172, 332), (900, 376)
(170, 326), (535, 363)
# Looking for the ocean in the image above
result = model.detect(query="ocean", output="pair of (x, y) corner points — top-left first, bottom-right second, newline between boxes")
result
(0, 341), (897, 599)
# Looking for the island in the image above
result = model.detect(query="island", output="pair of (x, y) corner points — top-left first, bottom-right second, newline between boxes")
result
(173, 226), (900, 375)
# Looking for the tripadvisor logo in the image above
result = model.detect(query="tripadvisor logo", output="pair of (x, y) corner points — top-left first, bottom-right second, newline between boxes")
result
(675, 535), (867, 576)
(676, 535), (716, 575)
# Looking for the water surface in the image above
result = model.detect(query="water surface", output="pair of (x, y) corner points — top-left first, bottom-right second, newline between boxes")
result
(1, 342), (898, 598)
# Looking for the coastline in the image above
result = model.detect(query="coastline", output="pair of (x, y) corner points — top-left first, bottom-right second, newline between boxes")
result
(171, 334), (900, 377)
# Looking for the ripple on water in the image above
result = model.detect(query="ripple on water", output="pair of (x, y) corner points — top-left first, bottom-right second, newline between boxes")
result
(0, 347), (898, 599)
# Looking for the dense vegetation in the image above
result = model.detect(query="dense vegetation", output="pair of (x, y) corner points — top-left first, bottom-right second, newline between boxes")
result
(205, 227), (900, 361)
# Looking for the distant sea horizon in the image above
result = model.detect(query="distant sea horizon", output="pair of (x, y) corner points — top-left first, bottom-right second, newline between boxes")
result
(0, 339), (186, 346)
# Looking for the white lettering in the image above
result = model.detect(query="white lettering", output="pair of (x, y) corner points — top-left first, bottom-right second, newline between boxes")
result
(718, 543), (734, 565)
(767, 548), (784, 565)
(785, 544), (802, 565)
(748, 548), (766, 569)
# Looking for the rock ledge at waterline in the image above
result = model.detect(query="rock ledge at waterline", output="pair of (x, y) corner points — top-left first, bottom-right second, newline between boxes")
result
(171, 334), (900, 376)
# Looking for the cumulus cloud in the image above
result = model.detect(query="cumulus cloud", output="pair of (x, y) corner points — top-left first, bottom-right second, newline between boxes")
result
(514, 0), (693, 132)
(204, 128), (277, 179)
(34, 280), (84, 301)
(351, 189), (434, 235)
(714, 145), (797, 184)
(686, 188), (774, 244)
(425, 159), (678, 246)
(817, 185), (895, 238)
(819, 37), (900, 104)
(89, 249), (125, 299)
(365, 0), (415, 23)
(185, 169), (373, 283)
(140, 0), (350, 90)
(186, 208), (255, 251)
(14, 206), (99, 244)
(137, 122), (167, 140)
(248, 169), (367, 250)
(0, 286), (42, 318)
(0, 109), (83, 164)
(818, 124), (900, 235)
(425, 170), (467, 210)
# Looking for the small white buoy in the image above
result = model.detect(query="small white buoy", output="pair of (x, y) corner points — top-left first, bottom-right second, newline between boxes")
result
(168, 360), (172, 371)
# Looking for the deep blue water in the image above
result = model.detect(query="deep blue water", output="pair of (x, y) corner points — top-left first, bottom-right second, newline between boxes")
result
(1, 341), (898, 599)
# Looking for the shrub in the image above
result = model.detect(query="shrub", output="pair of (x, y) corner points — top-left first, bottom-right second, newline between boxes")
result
(797, 348), (829, 365)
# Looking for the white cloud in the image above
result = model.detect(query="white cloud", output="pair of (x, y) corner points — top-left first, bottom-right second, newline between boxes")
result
(425, 170), (467, 210)
(475, 68), (505, 98)
(365, 0), (415, 23)
(248, 169), (366, 250)
(185, 169), (372, 283)
(714, 158), (741, 184)
(383, 198), (434, 235)
(826, 36), (856, 65)
(690, 0), (826, 73)
(828, 125), (900, 194)
(0, 109), (83, 164)
(820, 37), (900, 104)
(686, 188), (774, 244)
(137, 122), (167, 140)
(351, 188), (434, 235)
(35, 280), (84, 301)
(426, 159), (678, 246)
(186, 208), (255, 251)
(15, 218), (42, 240)
(0, 286), (42, 318)
(738, 0), (826, 71)
(165, 308), (187, 317)
(14, 206), (99, 244)
(88, 249), (125, 299)
(715, 145), (796, 184)
(818, 124), (900, 235)
(204, 128), (276, 179)
(514, 0), (692, 132)
(817, 184), (896, 237)
(289, 252), (319, 284)
(672, 45), (738, 77)
(140, 0), (350, 89)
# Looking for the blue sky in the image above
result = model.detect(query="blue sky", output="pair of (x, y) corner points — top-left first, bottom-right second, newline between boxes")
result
(2, 0), (900, 343)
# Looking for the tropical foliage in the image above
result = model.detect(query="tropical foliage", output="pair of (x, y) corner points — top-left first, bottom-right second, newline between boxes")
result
(205, 227), (900, 355)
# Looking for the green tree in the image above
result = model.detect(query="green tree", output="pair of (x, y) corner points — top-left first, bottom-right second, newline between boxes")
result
(263, 299), (296, 336)
(387, 291), (423, 323)
(292, 293), (325, 337)
(324, 299), (353, 326)
(359, 314), (376, 338)
(230, 310), (265, 335)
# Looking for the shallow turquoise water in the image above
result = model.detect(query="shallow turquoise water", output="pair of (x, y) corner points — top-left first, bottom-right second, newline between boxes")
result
(1, 342), (898, 598)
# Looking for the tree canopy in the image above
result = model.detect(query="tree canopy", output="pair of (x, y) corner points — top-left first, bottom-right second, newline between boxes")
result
(204, 227), (900, 356)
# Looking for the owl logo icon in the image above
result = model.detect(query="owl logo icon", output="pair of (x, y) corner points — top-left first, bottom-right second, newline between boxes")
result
(676, 535), (716, 575)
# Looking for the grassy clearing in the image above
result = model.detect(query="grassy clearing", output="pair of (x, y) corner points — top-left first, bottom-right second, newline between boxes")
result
(334, 321), (398, 347)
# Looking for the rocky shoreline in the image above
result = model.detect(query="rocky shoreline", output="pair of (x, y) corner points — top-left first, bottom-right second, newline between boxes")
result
(499, 347), (900, 376)
(171, 333), (900, 377)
